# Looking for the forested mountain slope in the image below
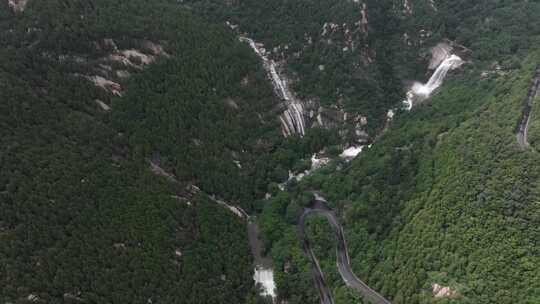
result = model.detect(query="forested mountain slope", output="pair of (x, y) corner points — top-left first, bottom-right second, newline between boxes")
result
(186, 0), (540, 138)
(3, 0), (540, 303)
(0, 0), (301, 302)
(187, 0), (405, 137)
(260, 51), (540, 304)
(228, 1), (540, 304)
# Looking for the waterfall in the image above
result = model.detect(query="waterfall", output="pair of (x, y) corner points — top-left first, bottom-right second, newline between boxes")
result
(404, 54), (463, 110)
(240, 37), (306, 136)
(253, 267), (277, 298)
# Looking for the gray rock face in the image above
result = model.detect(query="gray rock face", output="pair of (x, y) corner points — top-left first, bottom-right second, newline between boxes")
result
(7, 0), (28, 12)
(429, 42), (453, 70)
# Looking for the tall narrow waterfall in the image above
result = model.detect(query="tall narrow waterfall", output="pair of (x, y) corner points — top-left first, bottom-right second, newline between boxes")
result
(240, 37), (306, 136)
(404, 54), (464, 110)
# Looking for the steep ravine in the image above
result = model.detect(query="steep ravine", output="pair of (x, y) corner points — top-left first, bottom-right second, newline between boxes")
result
(231, 37), (467, 303)
(239, 36), (306, 137)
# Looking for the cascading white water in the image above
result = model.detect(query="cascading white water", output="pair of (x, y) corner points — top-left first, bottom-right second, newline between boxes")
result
(240, 37), (306, 136)
(253, 267), (277, 298)
(404, 54), (464, 110)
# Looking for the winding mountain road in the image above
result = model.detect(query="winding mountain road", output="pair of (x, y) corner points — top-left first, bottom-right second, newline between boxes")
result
(299, 200), (392, 304)
(516, 68), (540, 148)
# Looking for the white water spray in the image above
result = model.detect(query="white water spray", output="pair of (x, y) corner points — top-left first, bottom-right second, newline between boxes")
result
(403, 54), (463, 110)
(253, 267), (277, 298)
(240, 37), (306, 136)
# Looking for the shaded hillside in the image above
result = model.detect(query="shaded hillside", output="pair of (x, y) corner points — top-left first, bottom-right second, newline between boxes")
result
(0, 0), (305, 302)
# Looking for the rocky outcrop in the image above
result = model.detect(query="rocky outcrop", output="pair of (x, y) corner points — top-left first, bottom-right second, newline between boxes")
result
(240, 36), (306, 137)
(359, 3), (369, 35)
(7, 0), (28, 12)
(403, 0), (413, 16)
(77, 39), (169, 96)
(240, 34), (372, 141)
(428, 0), (437, 11)
(84, 75), (123, 96)
(236, 17), (377, 141)
(431, 283), (457, 299)
(94, 99), (112, 111)
(429, 42), (452, 70)
(309, 105), (370, 144)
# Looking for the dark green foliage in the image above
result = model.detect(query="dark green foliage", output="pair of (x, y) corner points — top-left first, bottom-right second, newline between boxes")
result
(185, 0), (540, 136)
(184, 0), (408, 134)
(3, 0), (540, 303)
(176, 1), (540, 303)
(259, 54), (540, 303)
(0, 1), (271, 302)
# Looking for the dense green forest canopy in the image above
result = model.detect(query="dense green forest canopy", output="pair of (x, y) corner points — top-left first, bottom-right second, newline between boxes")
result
(186, 0), (405, 132)
(259, 53), (540, 304)
(0, 0), (299, 302)
(168, 0), (540, 303)
(258, 31), (540, 304)
(185, 0), (540, 134)
(2, 0), (540, 303)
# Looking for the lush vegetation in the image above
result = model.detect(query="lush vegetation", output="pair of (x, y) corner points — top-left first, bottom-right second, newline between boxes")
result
(175, 1), (540, 303)
(112, 33), (337, 209)
(185, 0), (540, 135)
(184, 0), (407, 133)
(0, 0), (299, 302)
(259, 53), (540, 303)
(3, 0), (540, 303)
(526, 71), (540, 150)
